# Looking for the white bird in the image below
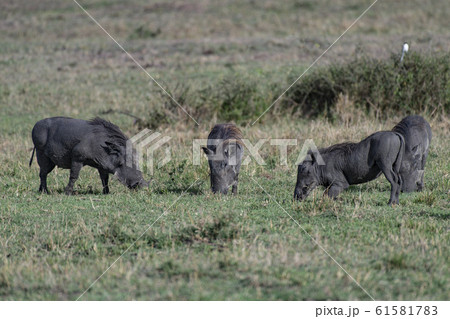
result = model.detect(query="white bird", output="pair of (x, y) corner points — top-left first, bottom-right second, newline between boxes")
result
(400, 42), (409, 62)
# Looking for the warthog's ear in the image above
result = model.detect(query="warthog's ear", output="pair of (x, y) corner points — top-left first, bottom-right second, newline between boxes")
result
(202, 146), (214, 156)
(309, 151), (319, 164)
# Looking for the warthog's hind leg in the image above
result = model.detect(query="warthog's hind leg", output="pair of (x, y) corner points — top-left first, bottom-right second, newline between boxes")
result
(377, 161), (400, 205)
(36, 150), (55, 194)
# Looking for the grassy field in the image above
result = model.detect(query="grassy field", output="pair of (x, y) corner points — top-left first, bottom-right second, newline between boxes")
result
(0, 0), (449, 300)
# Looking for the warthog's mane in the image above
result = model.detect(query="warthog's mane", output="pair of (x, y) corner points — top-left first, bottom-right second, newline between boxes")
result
(88, 117), (128, 145)
(392, 119), (410, 137)
(392, 115), (429, 137)
(210, 123), (244, 147)
(318, 142), (358, 156)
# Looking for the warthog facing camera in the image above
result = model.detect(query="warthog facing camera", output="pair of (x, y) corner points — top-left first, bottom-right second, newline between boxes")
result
(392, 115), (432, 192)
(202, 124), (244, 195)
(30, 117), (148, 194)
(294, 131), (405, 205)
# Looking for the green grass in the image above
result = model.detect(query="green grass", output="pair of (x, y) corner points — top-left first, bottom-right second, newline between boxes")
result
(0, 0), (449, 300)
(0, 118), (449, 300)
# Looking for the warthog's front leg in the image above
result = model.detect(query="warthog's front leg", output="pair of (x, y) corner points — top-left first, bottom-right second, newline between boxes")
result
(396, 174), (403, 199)
(98, 169), (110, 194)
(232, 175), (239, 195)
(324, 184), (347, 200)
(65, 161), (83, 195)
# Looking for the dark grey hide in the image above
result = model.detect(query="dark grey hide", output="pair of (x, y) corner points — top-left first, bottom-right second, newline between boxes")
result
(202, 124), (243, 195)
(29, 117), (148, 195)
(294, 131), (405, 205)
(392, 115), (432, 192)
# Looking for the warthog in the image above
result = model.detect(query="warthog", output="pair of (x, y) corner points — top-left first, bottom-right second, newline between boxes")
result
(202, 124), (244, 195)
(294, 131), (405, 205)
(392, 115), (432, 192)
(30, 117), (148, 194)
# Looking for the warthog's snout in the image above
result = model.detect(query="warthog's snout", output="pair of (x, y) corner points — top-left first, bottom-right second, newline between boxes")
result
(401, 169), (425, 192)
(212, 186), (228, 195)
(294, 187), (307, 201)
(128, 179), (149, 190)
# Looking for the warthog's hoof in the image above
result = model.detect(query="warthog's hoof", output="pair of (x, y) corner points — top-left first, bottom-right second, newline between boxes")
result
(38, 187), (50, 194)
(388, 200), (399, 206)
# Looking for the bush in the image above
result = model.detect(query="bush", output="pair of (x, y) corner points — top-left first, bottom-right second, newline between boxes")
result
(144, 72), (281, 126)
(285, 53), (449, 118)
(138, 53), (448, 127)
(205, 74), (275, 122)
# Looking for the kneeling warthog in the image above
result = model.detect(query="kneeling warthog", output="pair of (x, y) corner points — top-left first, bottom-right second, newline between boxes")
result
(30, 117), (148, 194)
(294, 131), (405, 205)
(202, 124), (244, 195)
(392, 115), (432, 192)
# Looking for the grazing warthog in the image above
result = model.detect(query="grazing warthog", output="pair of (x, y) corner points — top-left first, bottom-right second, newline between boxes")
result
(30, 117), (148, 194)
(202, 124), (244, 195)
(392, 115), (432, 192)
(294, 131), (405, 205)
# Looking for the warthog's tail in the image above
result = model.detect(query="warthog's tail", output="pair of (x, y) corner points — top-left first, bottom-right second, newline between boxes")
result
(29, 147), (35, 167)
(393, 132), (405, 186)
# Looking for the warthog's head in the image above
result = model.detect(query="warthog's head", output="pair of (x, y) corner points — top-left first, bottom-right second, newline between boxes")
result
(400, 165), (424, 192)
(116, 164), (149, 189)
(400, 144), (424, 192)
(112, 145), (149, 189)
(294, 153), (320, 201)
(203, 141), (243, 195)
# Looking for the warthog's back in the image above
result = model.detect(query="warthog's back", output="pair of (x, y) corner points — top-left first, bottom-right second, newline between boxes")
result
(320, 131), (403, 185)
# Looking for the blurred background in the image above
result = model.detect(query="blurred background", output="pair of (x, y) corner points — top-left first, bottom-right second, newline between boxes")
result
(1, 0), (448, 132)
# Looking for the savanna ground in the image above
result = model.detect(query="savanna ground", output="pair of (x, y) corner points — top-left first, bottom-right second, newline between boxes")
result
(0, 0), (449, 300)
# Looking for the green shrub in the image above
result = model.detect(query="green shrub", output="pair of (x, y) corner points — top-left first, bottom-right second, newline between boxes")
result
(140, 53), (448, 126)
(206, 74), (274, 122)
(285, 53), (450, 118)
